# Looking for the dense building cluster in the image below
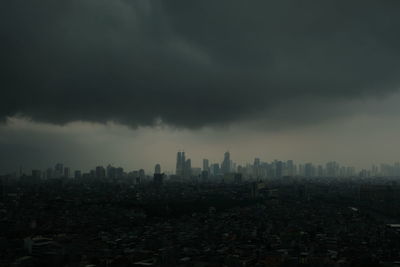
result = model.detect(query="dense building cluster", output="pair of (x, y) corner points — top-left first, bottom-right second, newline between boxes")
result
(2, 168), (400, 266)
(7, 152), (400, 184)
(2, 152), (400, 266)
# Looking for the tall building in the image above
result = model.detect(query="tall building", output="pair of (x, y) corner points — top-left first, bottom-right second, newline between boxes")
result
(95, 166), (106, 178)
(107, 164), (114, 178)
(286, 160), (294, 176)
(326, 161), (339, 177)
(155, 164), (161, 174)
(176, 151), (186, 176)
(317, 165), (324, 177)
(176, 152), (182, 175)
(253, 158), (261, 177)
(304, 163), (313, 177)
(74, 170), (82, 179)
(203, 159), (209, 172)
(221, 151), (231, 174)
(211, 163), (220, 176)
(184, 159), (192, 177)
(275, 160), (283, 178)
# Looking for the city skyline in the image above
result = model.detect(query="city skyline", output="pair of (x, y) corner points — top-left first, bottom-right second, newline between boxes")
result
(7, 149), (400, 180)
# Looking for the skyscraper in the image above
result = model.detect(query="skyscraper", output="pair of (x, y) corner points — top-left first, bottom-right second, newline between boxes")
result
(221, 151), (231, 174)
(286, 160), (294, 176)
(253, 158), (261, 177)
(155, 164), (161, 174)
(304, 163), (313, 177)
(275, 160), (283, 178)
(139, 169), (146, 181)
(211, 163), (220, 176)
(176, 151), (187, 176)
(176, 152), (182, 175)
(184, 158), (192, 177)
(74, 170), (82, 179)
(95, 166), (106, 178)
(203, 159), (209, 172)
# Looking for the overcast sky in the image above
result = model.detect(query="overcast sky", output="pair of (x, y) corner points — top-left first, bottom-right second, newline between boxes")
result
(1, 1), (400, 174)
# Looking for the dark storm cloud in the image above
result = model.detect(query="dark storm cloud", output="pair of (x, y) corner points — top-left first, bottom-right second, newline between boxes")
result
(1, 0), (400, 128)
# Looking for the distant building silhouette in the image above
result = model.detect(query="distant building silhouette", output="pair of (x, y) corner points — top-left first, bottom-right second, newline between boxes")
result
(176, 151), (185, 176)
(154, 164), (161, 174)
(184, 159), (192, 177)
(153, 173), (164, 185)
(203, 159), (209, 172)
(74, 170), (81, 179)
(221, 151), (231, 174)
(95, 166), (106, 178)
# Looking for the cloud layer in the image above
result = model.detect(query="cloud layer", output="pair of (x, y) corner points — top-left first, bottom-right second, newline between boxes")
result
(2, 0), (400, 128)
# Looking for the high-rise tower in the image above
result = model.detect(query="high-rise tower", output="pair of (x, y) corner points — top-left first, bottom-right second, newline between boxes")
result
(221, 151), (231, 174)
(155, 164), (161, 174)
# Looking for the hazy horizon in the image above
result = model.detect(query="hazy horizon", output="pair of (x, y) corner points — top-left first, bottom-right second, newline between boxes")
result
(2, 1), (400, 174)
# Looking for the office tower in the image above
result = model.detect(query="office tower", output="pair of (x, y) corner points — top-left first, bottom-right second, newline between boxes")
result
(298, 164), (305, 176)
(184, 159), (192, 177)
(286, 160), (294, 176)
(304, 163), (313, 177)
(203, 159), (209, 172)
(221, 151), (231, 174)
(276, 160), (283, 178)
(253, 158), (261, 177)
(326, 161), (339, 177)
(155, 164), (161, 174)
(232, 162), (237, 172)
(176, 152), (182, 175)
(394, 162), (400, 176)
(95, 166), (106, 178)
(107, 164), (114, 178)
(371, 165), (379, 176)
(176, 151), (187, 176)
(139, 169), (146, 181)
(211, 163), (220, 176)
(74, 170), (82, 179)
(64, 167), (70, 178)
(116, 167), (124, 178)
(317, 165), (324, 177)
(346, 166), (355, 177)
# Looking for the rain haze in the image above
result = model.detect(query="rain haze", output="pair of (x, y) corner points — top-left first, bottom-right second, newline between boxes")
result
(1, 0), (400, 172)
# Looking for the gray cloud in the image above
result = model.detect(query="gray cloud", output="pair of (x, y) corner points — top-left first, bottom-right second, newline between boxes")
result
(1, 0), (400, 128)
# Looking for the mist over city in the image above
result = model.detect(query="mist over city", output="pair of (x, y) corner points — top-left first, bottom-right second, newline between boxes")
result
(2, 1), (400, 266)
